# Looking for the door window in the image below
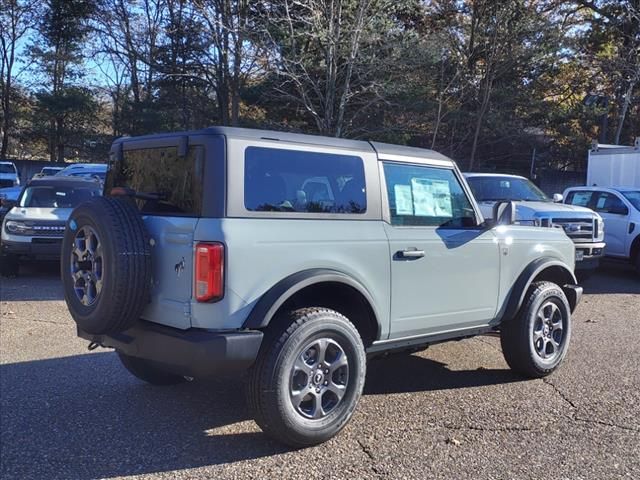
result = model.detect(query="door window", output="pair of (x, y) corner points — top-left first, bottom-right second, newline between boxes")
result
(565, 190), (594, 207)
(383, 163), (477, 227)
(593, 192), (629, 216)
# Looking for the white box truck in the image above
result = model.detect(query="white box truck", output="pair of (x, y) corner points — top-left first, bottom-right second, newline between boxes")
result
(587, 138), (640, 187)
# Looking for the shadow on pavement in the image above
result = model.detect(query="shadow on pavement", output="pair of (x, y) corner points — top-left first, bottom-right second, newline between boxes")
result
(0, 261), (64, 301)
(580, 261), (640, 295)
(364, 354), (521, 395)
(0, 351), (287, 480)
(0, 349), (523, 479)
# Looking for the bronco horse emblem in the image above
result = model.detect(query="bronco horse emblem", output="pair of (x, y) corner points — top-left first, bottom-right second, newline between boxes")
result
(174, 257), (185, 277)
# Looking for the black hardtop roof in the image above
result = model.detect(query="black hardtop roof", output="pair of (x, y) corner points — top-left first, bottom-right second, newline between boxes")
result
(26, 176), (101, 188)
(112, 126), (453, 164)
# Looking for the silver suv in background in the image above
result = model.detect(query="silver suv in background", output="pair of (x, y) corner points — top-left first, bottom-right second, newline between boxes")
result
(60, 127), (581, 447)
(0, 176), (102, 276)
(563, 186), (640, 275)
(465, 173), (605, 274)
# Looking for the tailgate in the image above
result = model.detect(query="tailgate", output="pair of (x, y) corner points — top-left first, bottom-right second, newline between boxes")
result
(141, 216), (198, 329)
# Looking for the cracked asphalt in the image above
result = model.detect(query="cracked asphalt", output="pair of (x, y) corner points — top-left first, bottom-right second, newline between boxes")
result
(1, 261), (639, 480)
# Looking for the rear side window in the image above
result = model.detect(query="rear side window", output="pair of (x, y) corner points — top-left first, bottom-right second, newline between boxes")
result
(244, 147), (366, 214)
(108, 146), (204, 216)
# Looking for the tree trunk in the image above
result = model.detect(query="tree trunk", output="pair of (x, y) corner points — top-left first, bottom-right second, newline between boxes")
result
(55, 117), (64, 163)
(469, 75), (493, 171)
(614, 76), (637, 145)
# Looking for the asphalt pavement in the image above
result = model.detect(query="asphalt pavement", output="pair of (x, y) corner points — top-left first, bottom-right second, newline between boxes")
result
(1, 261), (639, 480)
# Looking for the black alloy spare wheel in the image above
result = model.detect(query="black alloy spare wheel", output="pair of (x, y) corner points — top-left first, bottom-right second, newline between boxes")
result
(61, 196), (152, 335)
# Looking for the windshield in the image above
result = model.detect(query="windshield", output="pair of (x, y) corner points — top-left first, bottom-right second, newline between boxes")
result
(19, 185), (100, 208)
(0, 164), (16, 174)
(466, 176), (550, 202)
(622, 191), (640, 211)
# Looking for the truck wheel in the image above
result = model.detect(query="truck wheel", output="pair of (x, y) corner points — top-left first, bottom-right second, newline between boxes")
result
(500, 281), (571, 378)
(61, 197), (152, 335)
(117, 352), (187, 386)
(247, 308), (366, 448)
(634, 252), (640, 277)
(0, 254), (19, 277)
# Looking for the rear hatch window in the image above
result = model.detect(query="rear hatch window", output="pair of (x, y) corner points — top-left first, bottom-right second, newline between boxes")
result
(106, 146), (204, 216)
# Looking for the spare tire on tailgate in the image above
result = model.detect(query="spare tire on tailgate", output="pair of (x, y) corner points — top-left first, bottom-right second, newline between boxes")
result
(61, 196), (152, 335)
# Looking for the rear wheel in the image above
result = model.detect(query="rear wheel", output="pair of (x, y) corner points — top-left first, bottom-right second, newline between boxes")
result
(247, 308), (366, 448)
(501, 281), (571, 378)
(117, 352), (187, 386)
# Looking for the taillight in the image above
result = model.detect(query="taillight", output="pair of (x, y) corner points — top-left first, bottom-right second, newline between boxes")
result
(194, 243), (224, 302)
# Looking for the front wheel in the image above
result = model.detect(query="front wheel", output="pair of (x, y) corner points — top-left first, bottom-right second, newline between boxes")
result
(247, 308), (366, 448)
(500, 281), (572, 378)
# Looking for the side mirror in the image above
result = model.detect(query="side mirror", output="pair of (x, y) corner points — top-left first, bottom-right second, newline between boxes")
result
(553, 193), (563, 203)
(493, 200), (516, 226)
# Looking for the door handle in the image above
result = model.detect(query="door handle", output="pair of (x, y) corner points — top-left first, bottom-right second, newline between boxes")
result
(398, 248), (425, 258)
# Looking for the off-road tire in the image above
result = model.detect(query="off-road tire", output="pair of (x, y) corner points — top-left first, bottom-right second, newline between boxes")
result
(501, 281), (571, 378)
(61, 196), (152, 335)
(0, 253), (19, 277)
(247, 308), (366, 448)
(118, 352), (187, 386)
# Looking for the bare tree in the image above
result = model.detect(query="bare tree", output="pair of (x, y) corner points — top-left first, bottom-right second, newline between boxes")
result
(257, 0), (393, 137)
(0, 0), (37, 158)
(192, 0), (266, 126)
(573, 0), (640, 144)
(93, 0), (165, 134)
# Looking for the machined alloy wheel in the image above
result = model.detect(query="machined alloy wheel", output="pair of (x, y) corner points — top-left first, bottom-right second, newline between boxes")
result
(532, 300), (565, 362)
(70, 225), (104, 306)
(290, 338), (349, 419)
(247, 308), (366, 448)
(500, 281), (572, 378)
(61, 196), (151, 335)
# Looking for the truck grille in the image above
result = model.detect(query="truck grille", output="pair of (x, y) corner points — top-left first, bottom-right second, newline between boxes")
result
(26, 222), (66, 237)
(551, 218), (595, 241)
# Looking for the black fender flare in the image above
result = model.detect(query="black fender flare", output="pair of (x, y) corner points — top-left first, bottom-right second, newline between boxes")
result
(630, 234), (640, 262)
(499, 257), (578, 323)
(242, 268), (380, 335)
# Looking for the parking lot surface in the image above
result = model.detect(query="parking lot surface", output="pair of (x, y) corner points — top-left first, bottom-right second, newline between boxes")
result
(1, 262), (639, 480)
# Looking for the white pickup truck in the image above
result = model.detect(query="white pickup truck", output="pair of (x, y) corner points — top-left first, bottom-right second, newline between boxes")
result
(563, 186), (640, 275)
(465, 173), (606, 275)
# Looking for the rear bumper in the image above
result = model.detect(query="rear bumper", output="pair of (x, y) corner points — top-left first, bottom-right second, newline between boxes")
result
(78, 320), (263, 378)
(1, 238), (63, 258)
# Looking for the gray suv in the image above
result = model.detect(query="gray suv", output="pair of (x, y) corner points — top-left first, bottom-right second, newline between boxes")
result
(61, 127), (582, 447)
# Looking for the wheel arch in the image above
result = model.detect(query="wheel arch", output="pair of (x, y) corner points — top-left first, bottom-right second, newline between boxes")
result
(630, 234), (640, 263)
(243, 269), (381, 347)
(499, 257), (579, 323)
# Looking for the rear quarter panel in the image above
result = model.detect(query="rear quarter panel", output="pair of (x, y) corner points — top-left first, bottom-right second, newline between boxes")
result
(191, 218), (391, 336)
